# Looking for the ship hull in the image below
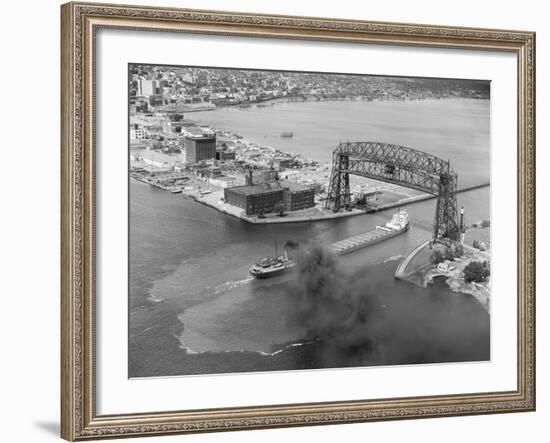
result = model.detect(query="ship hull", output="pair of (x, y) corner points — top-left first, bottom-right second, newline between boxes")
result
(332, 223), (409, 257)
(249, 265), (294, 279)
(330, 224), (409, 256)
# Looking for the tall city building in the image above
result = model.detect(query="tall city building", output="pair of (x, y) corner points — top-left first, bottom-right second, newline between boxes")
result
(137, 79), (157, 96)
(183, 134), (217, 163)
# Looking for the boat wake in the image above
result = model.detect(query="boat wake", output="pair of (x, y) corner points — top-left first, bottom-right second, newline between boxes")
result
(257, 339), (317, 356)
(176, 335), (316, 357)
(146, 294), (164, 303)
(383, 254), (405, 263)
(211, 276), (254, 295)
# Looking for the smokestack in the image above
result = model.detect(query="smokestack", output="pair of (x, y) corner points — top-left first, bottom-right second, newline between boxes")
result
(248, 169), (253, 186)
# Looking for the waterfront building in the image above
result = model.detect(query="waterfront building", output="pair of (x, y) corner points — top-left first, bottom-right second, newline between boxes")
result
(224, 183), (284, 216)
(224, 180), (314, 215)
(281, 182), (315, 211)
(184, 134), (217, 163)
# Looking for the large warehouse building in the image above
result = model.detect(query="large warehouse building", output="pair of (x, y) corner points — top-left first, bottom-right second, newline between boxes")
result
(282, 181), (316, 211)
(224, 181), (314, 216)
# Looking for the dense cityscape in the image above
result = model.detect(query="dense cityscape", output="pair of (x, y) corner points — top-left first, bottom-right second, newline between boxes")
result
(130, 64), (490, 111)
(130, 65), (489, 222)
(133, 65), (489, 111)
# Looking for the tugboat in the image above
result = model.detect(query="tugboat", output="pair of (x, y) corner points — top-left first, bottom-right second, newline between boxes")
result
(249, 243), (295, 279)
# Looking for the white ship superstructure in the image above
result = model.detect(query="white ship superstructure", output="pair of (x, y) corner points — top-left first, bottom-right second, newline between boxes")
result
(385, 209), (409, 231)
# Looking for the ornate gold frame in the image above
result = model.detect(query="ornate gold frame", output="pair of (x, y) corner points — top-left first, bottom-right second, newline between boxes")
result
(61, 1), (536, 440)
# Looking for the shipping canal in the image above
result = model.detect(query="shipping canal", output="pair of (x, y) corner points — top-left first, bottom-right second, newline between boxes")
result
(129, 98), (491, 377)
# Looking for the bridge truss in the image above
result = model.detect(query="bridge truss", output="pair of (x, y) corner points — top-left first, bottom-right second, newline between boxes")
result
(325, 142), (460, 241)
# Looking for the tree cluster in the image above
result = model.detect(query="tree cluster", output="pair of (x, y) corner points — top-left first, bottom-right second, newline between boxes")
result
(430, 242), (465, 265)
(472, 240), (487, 251)
(463, 260), (490, 283)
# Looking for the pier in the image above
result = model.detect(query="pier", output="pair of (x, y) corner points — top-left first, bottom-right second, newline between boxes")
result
(189, 183), (489, 225)
(394, 240), (431, 279)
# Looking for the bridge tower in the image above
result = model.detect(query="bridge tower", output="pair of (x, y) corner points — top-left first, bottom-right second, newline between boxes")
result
(324, 142), (460, 242)
(326, 149), (351, 212)
(433, 163), (460, 240)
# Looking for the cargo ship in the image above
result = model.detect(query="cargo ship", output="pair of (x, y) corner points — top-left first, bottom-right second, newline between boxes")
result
(249, 209), (409, 279)
(331, 208), (409, 255)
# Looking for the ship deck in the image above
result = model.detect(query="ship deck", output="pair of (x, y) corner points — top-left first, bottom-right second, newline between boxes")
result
(330, 227), (397, 256)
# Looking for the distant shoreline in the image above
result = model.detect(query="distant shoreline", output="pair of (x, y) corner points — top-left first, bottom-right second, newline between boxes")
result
(207, 95), (489, 112)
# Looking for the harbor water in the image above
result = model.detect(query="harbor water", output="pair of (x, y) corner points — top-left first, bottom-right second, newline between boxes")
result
(129, 98), (490, 377)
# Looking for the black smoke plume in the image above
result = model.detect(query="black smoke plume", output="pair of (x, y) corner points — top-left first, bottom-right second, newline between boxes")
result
(294, 244), (378, 365)
(292, 243), (490, 368)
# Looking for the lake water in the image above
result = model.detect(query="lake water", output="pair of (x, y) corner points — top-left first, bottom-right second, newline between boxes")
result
(129, 98), (491, 378)
(190, 98), (490, 188)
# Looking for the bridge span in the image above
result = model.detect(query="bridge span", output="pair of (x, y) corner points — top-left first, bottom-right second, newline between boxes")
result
(325, 141), (460, 241)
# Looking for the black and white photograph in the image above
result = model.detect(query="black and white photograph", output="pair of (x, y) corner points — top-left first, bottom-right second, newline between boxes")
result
(2, 0), (545, 440)
(128, 64), (491, 378)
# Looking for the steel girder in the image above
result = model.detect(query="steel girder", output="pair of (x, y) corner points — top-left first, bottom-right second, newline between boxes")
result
(325, 142), (460, 241)
(326, 149), (352, 210)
